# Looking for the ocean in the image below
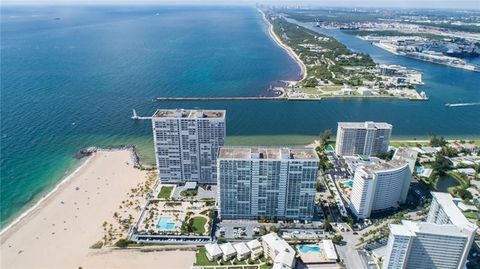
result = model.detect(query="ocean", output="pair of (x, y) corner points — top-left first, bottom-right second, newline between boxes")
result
(1, 5), (479, 228)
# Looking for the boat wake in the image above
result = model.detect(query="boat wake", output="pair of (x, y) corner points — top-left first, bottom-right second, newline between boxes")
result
(445, 102), (480, 107)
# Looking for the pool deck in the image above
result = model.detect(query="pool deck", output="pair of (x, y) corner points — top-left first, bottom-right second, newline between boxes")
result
(297, 244), (336, 264)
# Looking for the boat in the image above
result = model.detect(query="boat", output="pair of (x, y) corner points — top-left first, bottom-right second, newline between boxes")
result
(445, 102), (480, 107)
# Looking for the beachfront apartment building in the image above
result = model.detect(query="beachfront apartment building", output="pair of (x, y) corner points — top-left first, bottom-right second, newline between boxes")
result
(349, 160), (411, 219)
(217, 147), (319, 221)
(335, 121), (392, 157)
(383, 220), (472, 269)
(383, 192), (477, 269)
(151, 109), (225, 184)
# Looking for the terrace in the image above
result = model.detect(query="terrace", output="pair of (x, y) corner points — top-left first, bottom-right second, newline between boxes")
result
(132, 199), (215, 242)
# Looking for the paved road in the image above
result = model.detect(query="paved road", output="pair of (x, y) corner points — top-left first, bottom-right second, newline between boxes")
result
(337, 230), (368, 269)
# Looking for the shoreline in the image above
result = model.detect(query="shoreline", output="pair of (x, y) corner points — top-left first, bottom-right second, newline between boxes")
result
(0, 155), (93, 237)
(0, 149), (174, 268)
(258, 8), (307, 84)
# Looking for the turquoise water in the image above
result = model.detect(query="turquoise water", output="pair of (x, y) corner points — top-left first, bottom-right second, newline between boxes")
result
(298, 244), (321, 253)
(416, 166), (425, 174)
(1, 5), (479, 228)
(157, 217), (175, 231)
(343, 180), (354, 188)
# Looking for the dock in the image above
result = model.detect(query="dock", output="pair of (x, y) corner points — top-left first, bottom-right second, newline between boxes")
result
(131, 109), (152, 120)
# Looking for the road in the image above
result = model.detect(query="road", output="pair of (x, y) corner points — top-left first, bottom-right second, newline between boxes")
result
(337, 230), (368, 269)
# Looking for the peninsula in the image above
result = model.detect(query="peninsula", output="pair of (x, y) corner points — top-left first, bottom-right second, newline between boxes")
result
(260, 8), (427, 100)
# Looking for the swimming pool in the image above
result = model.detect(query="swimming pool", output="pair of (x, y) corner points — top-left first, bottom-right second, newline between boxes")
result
(297, 244), (321, 253)
(343, 180), (353, 188)
(157, 217), (175, 231)
(416, 166), (425, 174)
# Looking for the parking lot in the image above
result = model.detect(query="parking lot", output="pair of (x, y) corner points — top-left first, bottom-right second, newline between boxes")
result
(216, 220), (266, 239)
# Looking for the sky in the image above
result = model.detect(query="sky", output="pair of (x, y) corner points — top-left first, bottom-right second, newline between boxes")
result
(1, 0), (479, 10)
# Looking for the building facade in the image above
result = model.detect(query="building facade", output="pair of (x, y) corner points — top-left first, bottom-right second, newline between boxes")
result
(152, 109), (225, 184)
(384, 221), (472, 269)
(349, 160), (411, 219)
(383, 192), (477, 269)
(261, 233), (296, 269)
(335, 121), (392, 157)
(217, 147), (319, 220)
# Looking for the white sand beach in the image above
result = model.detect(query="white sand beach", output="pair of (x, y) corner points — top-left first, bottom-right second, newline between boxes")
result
(259, 8), (307, 83)
(0, 150), (194, 269)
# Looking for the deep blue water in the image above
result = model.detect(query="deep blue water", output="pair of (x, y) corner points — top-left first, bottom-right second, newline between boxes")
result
(1, 5), (479, 228)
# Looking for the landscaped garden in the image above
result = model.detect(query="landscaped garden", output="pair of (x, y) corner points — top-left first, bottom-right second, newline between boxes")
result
(180, 189), (198, 197)
(191, 216), (208, 234)
(157, 186), (174, 199)
(135, 200), (215, 236)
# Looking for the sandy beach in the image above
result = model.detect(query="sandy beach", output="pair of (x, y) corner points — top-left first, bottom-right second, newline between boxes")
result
(259, 8), (308, 83)
(0, 150), (195, 269)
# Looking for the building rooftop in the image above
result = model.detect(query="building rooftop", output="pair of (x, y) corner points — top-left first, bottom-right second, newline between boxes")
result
(393, 147), (418, 163)
(338, 121), (392, 130)
(389, 223), (415, 237)
(262, 233), (296, 268)
(233, 242), (250, 255)
(219, 242), (236, 256)
(322, 240), (338, 261)
(431, 192), (477, 229)
(152, 109), (225, 119)
(360, 159), (408, 175)
(205, 243), (222, 257)
(402, 220), (469, 238)
(247, 239), (262, 250)
(218, 147), (319, 161)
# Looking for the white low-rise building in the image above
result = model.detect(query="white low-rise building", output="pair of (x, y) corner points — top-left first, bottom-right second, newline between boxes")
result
(220, 242), (237, 261)
(247, 239), (263, 260)
(262, 233), (296, 269)
(322, 240), (338, 261)
(233, 242), (251, 261)
(205, 243), (222, 261)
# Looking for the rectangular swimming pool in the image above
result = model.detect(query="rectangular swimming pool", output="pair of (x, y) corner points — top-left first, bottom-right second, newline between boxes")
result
(297, 244), (321, 253)
(157, 216), (175, 231)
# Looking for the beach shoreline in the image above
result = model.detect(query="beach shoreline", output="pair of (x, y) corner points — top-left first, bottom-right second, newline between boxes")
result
(0, 156), (92, 238)
(0, 149), (195, 269)
(258, 8), (307, 84)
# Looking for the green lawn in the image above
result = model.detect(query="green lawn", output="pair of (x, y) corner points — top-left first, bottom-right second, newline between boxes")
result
(296, 87), (319, 94)
(180, 189), (198, 197)
(463, 211), (479, 220)
(157, 186), (174, 199)
(320, 85), (343, 91)
(195, 247), (218, 266)
(192, 216), (207, 234)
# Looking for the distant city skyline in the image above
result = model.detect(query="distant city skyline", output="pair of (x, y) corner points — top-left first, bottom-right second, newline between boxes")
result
(2, 0), (480, 10)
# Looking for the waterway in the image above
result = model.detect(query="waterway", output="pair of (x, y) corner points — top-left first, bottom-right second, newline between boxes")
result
(1, 5), (479, 228)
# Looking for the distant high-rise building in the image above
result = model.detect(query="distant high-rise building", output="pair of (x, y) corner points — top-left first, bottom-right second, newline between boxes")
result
(151, 109), (225, 184)
(335, 121), (392, 157)
(217, 147), (319, 220)
(383, 192), (477, 269)
(349, 160), (411, 219)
